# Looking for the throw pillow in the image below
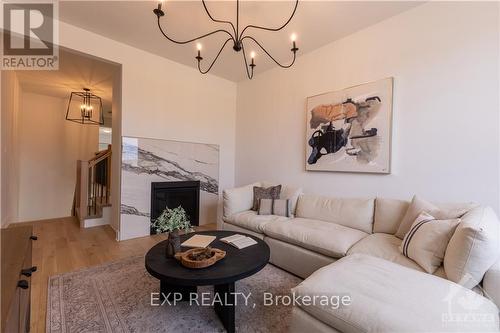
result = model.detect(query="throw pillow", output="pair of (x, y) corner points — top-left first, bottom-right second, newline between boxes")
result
(444, 206), (500, 289)
(395, 195), (468, 239)
(260, 182), (303, 217)
(258, 198), (292, 217)
(252, 185), (281, 211)
(400, 212), (460, 274)
(258, 199), (273, 215)
(272, 199), (292, 217)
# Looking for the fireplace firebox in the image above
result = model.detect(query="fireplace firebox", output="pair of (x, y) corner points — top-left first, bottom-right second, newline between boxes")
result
(150, 181), (200, 234)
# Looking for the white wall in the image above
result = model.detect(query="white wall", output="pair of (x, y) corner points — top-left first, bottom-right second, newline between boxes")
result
(57, 21), (237, 238)
(236, 2), (500, 211)
(16, 92), (98, 222)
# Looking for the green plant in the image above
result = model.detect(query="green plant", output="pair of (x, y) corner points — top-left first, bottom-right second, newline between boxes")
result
(152, 206), (193, 234)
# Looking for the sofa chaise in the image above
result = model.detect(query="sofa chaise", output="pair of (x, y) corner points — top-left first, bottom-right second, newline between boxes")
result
(222, 182), (500, 332)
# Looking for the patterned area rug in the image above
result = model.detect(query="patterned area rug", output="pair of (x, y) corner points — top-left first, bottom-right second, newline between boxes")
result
(47, 256), (302, 333)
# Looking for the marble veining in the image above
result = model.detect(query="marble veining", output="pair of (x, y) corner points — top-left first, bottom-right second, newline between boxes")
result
(121, 145), (218, 194)
(120, 137), (219, 240)
(120, 204), (150, 217)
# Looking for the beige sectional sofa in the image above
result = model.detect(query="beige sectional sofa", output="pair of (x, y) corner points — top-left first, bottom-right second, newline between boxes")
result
(222, 182), (500, 332)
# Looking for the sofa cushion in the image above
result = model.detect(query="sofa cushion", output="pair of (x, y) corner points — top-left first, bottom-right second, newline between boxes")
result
(295, 194), (374, 234)
(348, 233), (453, 279)
(434, 266), (447, 279)
(292, 254), (499, 333)
(444, 206), (500, 289)
(225, 210), (289, 233)
(374, 198), (409, 234)
(395, 195), (471, 239)
(266, 237), (336, 279)
(223, 182), (260, 218)
(347, 233), (425, 272)
(400, 212), (460, 274)
(483, 257), (500, 309)
(263, 218), (368, 258)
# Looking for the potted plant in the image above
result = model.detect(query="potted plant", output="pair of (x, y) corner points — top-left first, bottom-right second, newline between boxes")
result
(151, 206), (193, 257)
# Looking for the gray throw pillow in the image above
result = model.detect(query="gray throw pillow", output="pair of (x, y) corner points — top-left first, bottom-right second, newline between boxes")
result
(252, 185), (281, 211)
(258, 198), (292, 217)
(272, 199), (292, 217)
(258, 199), (274, 215)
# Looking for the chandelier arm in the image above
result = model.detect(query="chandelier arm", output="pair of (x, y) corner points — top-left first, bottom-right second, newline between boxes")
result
(241, 36), (297, 69)
(197, 38), (233, 74)
(238, 0), (298, 40)
(202, 0), (237, 38)
(240, 42), (254, 80)
(157, 16), (235, 44)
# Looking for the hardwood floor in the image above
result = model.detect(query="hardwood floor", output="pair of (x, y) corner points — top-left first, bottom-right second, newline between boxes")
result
(13, 217), (216, 333)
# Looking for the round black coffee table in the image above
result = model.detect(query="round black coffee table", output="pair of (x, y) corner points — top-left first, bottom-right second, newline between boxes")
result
(145, 230), (270, 333)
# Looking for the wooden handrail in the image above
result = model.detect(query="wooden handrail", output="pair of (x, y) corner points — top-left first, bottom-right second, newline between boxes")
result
(91, 150), (108, 160)
(89, 144), (111, 164)
(89, 149), (111, 167)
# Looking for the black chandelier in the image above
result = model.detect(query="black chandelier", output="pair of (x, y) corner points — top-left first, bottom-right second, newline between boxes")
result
(153, 0), (299, 79)
(65, 88), (104, 125)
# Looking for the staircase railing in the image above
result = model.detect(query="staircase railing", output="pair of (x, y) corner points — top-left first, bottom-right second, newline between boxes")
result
(74, 144), (112, 221)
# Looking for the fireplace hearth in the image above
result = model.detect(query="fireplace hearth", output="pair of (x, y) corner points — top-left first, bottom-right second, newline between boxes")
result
(150, 181), (200, 234)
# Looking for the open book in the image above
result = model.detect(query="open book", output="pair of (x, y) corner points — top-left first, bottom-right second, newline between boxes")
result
(220, 234), (257, 249)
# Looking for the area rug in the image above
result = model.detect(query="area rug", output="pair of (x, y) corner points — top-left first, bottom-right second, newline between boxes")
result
(47, 256), (302, 333)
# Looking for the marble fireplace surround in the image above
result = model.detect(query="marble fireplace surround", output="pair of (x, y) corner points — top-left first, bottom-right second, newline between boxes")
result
(120, 136), (219, 240)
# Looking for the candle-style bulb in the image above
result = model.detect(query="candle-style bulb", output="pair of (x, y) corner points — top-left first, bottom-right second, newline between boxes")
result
(154, 0), (165, 17)
(291, 33), (298, 53)
(195, 43), (203, 61)
(250, 51), (256, 69)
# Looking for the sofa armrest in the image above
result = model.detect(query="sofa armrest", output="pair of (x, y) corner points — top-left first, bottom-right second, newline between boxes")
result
(483, 257), (500, 308)
(223, 182), (260, 219)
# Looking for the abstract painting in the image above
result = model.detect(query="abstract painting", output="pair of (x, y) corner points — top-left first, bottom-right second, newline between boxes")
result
(120, 136), (219, 240)
(305, 78), (393, 173)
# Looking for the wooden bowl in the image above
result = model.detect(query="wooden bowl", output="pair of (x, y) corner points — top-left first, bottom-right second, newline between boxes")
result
(174, 247), (226, 269)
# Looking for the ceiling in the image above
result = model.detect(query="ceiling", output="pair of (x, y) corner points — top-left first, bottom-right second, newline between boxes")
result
(15, 48), (118, 114)
(59, 1), (422, 82)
